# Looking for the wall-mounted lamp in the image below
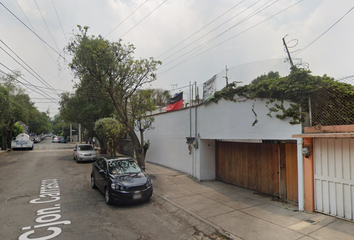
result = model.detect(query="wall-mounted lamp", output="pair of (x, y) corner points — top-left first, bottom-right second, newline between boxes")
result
(302, 147), (311, 158)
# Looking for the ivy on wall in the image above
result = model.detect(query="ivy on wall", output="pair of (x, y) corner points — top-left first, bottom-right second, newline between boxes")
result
(212, 67), (354, 126)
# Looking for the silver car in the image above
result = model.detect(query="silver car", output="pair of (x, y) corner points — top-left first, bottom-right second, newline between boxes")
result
(73, 144), (98, 162)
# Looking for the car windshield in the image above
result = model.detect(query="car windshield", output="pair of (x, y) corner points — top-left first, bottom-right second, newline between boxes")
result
(78, 146), (93, 151)
(108, 160), (141, 175)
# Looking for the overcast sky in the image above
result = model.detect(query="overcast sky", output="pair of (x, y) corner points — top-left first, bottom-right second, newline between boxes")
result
(1, 0), (353, 118)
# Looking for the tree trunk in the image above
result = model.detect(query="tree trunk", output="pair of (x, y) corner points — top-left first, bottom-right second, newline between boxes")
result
(1, 129), (7, 150)
(110, 95), (144, 166)
(7, 123), (13, 148)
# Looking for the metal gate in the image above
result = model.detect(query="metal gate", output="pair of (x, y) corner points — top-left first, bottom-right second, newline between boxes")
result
(314, 138), (354, 221)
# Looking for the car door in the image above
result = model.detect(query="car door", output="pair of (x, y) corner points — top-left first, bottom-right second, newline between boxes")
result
(73, 145), (77, 159)
(95, 159), (106, 192)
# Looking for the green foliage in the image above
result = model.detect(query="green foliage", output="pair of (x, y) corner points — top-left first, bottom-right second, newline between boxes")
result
(149, 88), (171, 107)
(59, 86), (114, 139)
(251, 71), (280, 85)
(65, 26), (161, 167)
(51, 114), (77, 138)
(12, 122), (24, 137)
(94, 118), (127, 156)
(129, 89), (156, 133)
(212, 67), (354, 125)
(29, 110), (51, 134)
(0, 71), (35, 149)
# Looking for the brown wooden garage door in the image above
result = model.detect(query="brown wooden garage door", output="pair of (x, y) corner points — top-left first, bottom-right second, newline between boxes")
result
(216, 141), (298, 201)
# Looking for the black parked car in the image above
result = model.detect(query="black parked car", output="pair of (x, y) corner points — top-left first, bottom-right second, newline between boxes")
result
(91, 156), (153, 205)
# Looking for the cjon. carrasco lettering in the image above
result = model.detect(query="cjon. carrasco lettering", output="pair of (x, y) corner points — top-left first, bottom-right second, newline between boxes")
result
(19, 179), (71, 240)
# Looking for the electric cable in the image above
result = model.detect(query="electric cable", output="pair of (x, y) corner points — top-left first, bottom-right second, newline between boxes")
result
(105, 0), (149, 38)
(0, 39), (61, 96)
(160, 0), (264, 63)
(158, 0), (303, 76)
(157, 0), (246, 59)
(34, 0), (60, 52)
(0, 63), (59, 102)
(0, 66), (58, 104)
(160, 0), (276, 69)
(295, 5), (354, 56)
(0, 2), (68, 63)
(120, 0), (168, 39)
(51, 0), (68, 43)
(14, 0), (58, 66)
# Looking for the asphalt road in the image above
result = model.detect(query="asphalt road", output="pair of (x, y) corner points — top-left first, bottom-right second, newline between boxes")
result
(0, 138), (217, 240)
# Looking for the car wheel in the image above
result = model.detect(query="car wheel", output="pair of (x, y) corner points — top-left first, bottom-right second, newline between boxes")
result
(91, 175), (97, 189)
(73, 155), (75, 160)
(105, 187), (113, 205)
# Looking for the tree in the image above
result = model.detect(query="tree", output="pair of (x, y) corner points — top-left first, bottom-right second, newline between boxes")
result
(150, 88), (171, 107)
(94, 118), (127, 156)
(0, 71), (33, 149)
(12, 122), (24, 137)
(129, 89), (156, 157)
(66, 26), (161, 167)
(59, 82), (114, 148)
(28, 110), (51, 135)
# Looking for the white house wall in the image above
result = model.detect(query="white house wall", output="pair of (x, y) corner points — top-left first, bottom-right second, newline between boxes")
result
(199, 98), (301, 140)
(144, 98), (302, 180)
(144, 109), (193, 175)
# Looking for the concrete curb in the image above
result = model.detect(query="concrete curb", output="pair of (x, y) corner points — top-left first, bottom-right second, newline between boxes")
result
(0, 149), (11, 156)
(154, 192), (240, 240)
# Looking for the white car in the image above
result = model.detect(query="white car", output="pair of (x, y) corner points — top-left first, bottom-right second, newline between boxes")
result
(73, 144), (98, 162)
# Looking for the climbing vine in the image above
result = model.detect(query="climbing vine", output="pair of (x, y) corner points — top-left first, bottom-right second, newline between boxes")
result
(212, 67), (354, 126)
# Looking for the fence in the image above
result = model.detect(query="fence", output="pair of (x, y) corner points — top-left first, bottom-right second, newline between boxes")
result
(310, 75), (354, 129)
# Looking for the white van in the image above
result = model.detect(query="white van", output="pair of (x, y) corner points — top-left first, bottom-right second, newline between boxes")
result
(11, 133), (34, 150)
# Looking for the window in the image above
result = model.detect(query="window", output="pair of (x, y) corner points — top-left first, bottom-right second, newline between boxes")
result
(108, 160), (140, 175)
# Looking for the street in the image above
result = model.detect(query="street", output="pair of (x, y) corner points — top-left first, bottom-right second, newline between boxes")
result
(0, 137), (219, 240)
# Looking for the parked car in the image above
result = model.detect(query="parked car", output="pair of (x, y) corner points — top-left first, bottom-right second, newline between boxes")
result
(73, 144), (98, 162)
(59, 137), (66, 143)
(91, 156), (153, 205)
(11, 133), (34, 150)
(34, 137), (41, 143)
(52, 137), (60, 143)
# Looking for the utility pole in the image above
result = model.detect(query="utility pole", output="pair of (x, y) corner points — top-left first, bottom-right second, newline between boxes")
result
(282, 35), (294, 67)
(171, 83), (178, 95)
(223, 65), (229, 86)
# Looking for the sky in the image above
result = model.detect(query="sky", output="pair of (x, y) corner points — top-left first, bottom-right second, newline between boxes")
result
(1, 0), (354, 118)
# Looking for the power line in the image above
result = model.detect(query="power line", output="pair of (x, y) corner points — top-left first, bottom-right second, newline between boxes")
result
(160, 0), (276, 70)
(157, 0), (246, 59)
(14, 0), (58, 66)
(0, 39), (61, 96)
(159, 0), (303, 76)
(34, 0), (60, 52)
(105, 0), (149, 38)
(0, 2), (68, 63)
(51, 0), (68, 43)
(120, 0), (168, 39)
(0, 66), (58, 104)
(295, 5), (354, 56)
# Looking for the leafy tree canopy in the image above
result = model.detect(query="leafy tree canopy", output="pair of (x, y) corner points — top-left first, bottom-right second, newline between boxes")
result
(94, 118), (127, 156)
(65, 25), (161, 167)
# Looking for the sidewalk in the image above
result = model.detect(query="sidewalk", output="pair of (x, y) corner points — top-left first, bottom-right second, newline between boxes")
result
(145, 162), (354, 240)
(0, 148), (11, 156)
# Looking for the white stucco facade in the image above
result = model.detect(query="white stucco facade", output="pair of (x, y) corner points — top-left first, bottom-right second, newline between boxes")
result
(144, 98), (302, 181)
